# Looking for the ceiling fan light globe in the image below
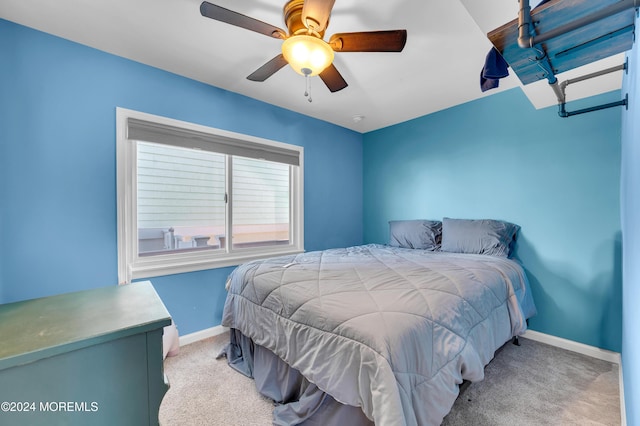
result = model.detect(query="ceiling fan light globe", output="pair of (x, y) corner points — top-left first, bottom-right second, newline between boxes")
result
(291, 42), (310, 61)
(310, 50), (328, 69)
(282, 35), (334, 77)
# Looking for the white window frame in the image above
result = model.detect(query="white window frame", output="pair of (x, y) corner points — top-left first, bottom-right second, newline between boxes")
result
(116, 108), (304, 284)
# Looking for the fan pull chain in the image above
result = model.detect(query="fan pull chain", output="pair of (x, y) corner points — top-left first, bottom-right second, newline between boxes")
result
(302, 68), (312, 103)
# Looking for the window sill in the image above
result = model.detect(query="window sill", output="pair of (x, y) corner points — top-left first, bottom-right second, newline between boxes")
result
(126, 247), (305, 281)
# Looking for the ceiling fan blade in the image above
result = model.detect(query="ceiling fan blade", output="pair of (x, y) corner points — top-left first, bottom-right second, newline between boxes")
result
(200, 2), (285, 39)
(247, 54), (289, 82)
(319, 64), (348, 93)
(301, 0), (336, 33)
(329, 30), (408, 52)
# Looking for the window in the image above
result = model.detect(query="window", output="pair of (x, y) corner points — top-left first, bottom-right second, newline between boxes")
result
(116, 108), (303, 283)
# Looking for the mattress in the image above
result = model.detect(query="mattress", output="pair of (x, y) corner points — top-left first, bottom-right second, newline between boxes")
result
(222, 244), (536, 425)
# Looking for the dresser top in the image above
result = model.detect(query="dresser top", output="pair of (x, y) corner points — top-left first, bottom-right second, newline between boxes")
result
(0, 281), (171, 370)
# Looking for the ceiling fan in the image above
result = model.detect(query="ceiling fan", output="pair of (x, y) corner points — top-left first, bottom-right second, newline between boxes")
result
(199, 0), (407, 94)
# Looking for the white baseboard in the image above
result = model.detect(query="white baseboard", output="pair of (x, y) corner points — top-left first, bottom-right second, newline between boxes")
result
(522, 329), (620, 364)
(179, 325), (229, 347)
(521, 329), (625, 425)
(619, 361), (626, 426)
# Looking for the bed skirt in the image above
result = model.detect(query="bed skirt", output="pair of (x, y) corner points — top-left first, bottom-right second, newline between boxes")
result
(221, 328), (374, 426)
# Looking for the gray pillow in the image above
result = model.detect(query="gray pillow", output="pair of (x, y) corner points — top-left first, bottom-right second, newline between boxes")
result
(440, 218), (519, 257)
(388, 220), (442, 250)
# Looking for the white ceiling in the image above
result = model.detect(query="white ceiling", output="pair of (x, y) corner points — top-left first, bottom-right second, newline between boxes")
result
(0, 0), (625, 132)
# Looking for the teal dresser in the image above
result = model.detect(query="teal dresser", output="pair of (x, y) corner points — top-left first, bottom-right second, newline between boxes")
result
(0, 281), (171, 426)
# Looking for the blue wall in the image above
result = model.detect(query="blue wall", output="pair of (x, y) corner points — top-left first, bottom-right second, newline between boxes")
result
(363, 88), (622, 352)
(621, 13), (639, 425)
(0, 19), (363, 334)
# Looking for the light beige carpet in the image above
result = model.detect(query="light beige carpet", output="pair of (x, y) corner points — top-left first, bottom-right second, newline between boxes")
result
(159, 333), (620, 425)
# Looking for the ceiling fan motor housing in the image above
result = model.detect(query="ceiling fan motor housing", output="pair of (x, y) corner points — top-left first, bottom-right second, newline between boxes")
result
(284, 0), (327, 38)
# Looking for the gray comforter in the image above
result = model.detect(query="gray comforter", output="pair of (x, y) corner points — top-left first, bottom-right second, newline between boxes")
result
(222, 244), (536, 425)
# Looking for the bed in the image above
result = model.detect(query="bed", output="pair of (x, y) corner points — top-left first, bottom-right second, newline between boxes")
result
(220, 219), (537, 425)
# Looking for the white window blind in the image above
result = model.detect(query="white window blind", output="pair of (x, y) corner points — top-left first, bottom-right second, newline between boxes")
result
(127, 117), (300, 166)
